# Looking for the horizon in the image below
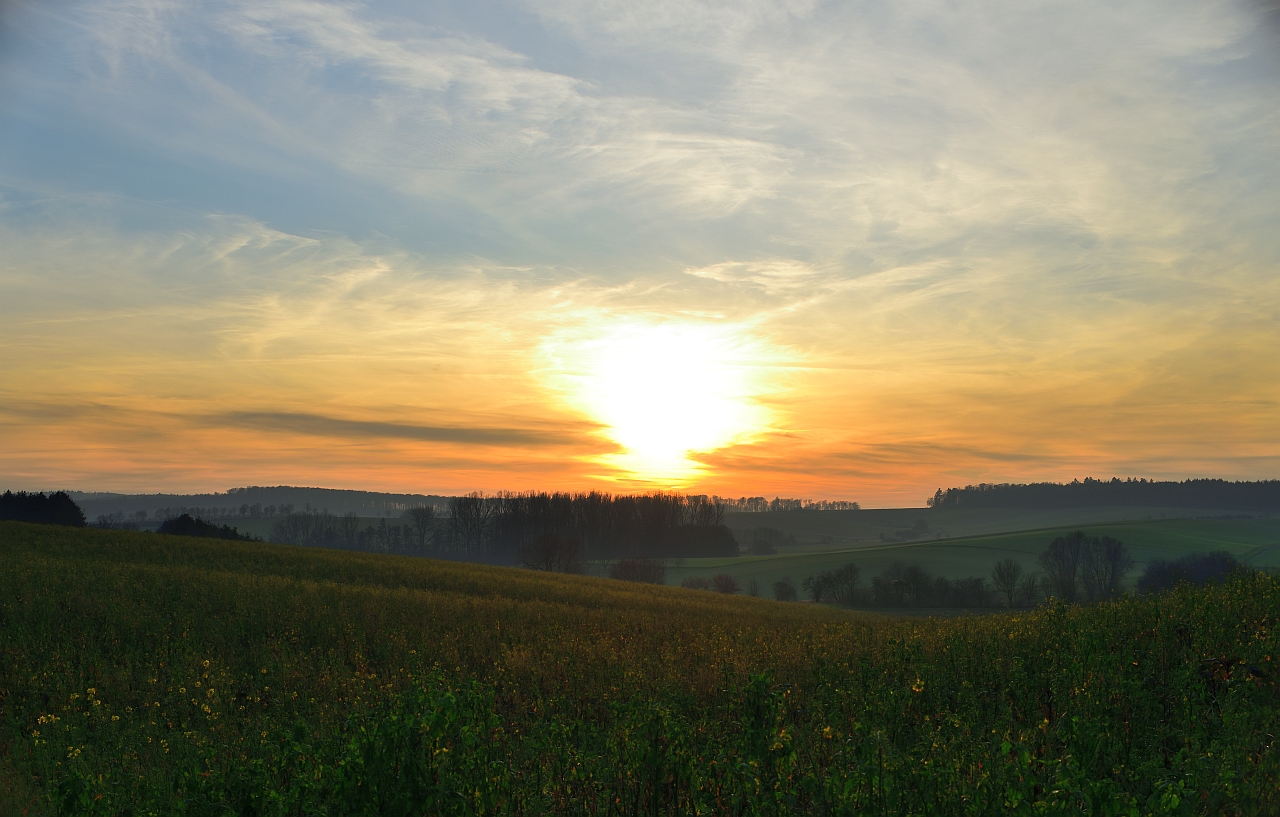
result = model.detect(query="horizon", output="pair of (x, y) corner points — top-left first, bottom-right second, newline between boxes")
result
(3, 0), (1279, 506)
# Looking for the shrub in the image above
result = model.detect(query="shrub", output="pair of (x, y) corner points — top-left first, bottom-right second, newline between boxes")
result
(158, 514), (256, 541)
(772, 579), (797, 602)
(711, 574), (740, 594)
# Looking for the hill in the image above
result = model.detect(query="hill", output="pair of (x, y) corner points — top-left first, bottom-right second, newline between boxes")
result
(1, 522), (1277, 814)
(672, 516), (1280, 598)
(929, 478), (1280, 512)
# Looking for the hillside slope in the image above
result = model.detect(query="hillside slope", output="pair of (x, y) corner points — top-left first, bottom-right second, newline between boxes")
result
(1, 522), (1277, 815)
(672, 516), (1280, 594)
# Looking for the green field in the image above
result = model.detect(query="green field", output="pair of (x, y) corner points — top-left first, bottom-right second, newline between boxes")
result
(667, 517), (1280, 594)
(721, 507), (1266, 551)
(2, 521), (1278, 814)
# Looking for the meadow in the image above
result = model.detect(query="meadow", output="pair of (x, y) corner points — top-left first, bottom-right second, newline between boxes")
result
(1, 521), (1277, 815)
(670, 517), (1280, 597)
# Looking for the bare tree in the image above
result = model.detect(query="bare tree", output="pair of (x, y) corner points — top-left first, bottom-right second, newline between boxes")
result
(517, 533), (583, 573)
(681, 576), (713, 590)
(900, 564), (930, 607)
(406, 506), (437, 555)
(991, 559), (1024, 608)
(1039, 531), (1087, 602)
(448, 493), (493, 557)
(802, 574), (828, 603)
(829, 563), (862, 607)
(1018, 571), (1042, 607)
(337, 512), (361, 548)
(1081, 535), (1133, 601)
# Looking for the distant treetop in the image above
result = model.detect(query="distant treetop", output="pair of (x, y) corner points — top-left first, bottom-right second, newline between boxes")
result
(927, 478), (1280, 512)
(157, 514), (257, 541)
(0, 490), (86, 527)
(714, 496), (860, 512)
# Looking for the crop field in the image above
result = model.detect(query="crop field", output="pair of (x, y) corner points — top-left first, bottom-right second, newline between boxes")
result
(1, 521), (1278, 815)
(669, 517), (1280, 594)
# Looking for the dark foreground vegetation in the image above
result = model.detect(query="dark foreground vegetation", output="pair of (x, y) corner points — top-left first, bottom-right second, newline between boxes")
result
(1, 522), (1277, 815)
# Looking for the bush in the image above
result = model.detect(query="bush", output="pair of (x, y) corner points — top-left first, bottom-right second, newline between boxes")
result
(711, 574), (740, 594)
(609, 558), (666, 584)
(772, 579), (797, 602)
(158, 514), (256, 541)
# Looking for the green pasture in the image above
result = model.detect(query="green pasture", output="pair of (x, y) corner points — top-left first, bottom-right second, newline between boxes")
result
(723, 505), (1264, 550)
(669, 516), (1280, 591)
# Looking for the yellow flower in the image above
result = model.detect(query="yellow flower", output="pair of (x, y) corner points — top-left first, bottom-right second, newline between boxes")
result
(912, 678), (926, 693)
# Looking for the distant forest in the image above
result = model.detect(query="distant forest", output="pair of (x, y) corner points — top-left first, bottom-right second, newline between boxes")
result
(928, 478), (1280, 512)
(270, 491), (739, 563)
(69, 486), (451, 521)
(66, 486), (857, 523)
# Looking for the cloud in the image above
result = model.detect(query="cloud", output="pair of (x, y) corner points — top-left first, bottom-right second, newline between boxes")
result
(2, 0), (1280, 500)
(210, 411), (586, 447)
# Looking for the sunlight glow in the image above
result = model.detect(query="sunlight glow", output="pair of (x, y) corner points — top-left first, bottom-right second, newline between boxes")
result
(543, 320), (777, 482)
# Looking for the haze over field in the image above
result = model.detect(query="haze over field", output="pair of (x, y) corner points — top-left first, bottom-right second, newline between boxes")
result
(2, 0), (1279, 503)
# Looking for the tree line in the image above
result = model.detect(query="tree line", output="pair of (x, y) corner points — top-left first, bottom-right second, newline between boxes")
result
(447, 491), (737, 562)
(760, 531), (1244, 608)
(714, 496), (860, 512)
(265, 491), (739, 563)
(927, 477), (1280, 512)
(0, 491), (86, 527)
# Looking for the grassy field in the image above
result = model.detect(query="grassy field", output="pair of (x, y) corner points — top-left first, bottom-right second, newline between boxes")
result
(1, 521), (1278, 815)
(720, 507), (1264, 551)
(667, 517), (1280, 594)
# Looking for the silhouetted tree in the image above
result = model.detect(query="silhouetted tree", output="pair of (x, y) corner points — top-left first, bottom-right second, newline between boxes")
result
(1081, 535), (1134, 601)
(518, 533), (583, 573)
(158, 514), (255, 541)
(991, 559), (1024, 608)
(1018, 571), (1042, 607)
(802, 574), (829, 603)
(449, 493), (494, 557)
(405, 505), (437, 554)
(681, 577), (713, 590)
(1138, 551), (1241, 594)
(828, 563), (862, 606)
(711, 574), (740, 594)
(1039, 531), (1087, 602)
(772, 578), (798, 602)
(0, 490), (86, 527)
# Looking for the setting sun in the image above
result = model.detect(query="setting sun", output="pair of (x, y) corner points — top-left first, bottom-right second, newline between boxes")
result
(543, 320), (777, 482)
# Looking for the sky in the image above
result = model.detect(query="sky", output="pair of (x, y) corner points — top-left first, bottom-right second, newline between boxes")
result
(1, 0), (1279, 506)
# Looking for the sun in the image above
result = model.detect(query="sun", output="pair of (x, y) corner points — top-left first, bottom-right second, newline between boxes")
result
(542, 319), (777, 482)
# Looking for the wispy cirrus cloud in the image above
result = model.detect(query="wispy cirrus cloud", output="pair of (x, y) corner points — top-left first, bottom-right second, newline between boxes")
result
(1, 0), (1279, 501)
